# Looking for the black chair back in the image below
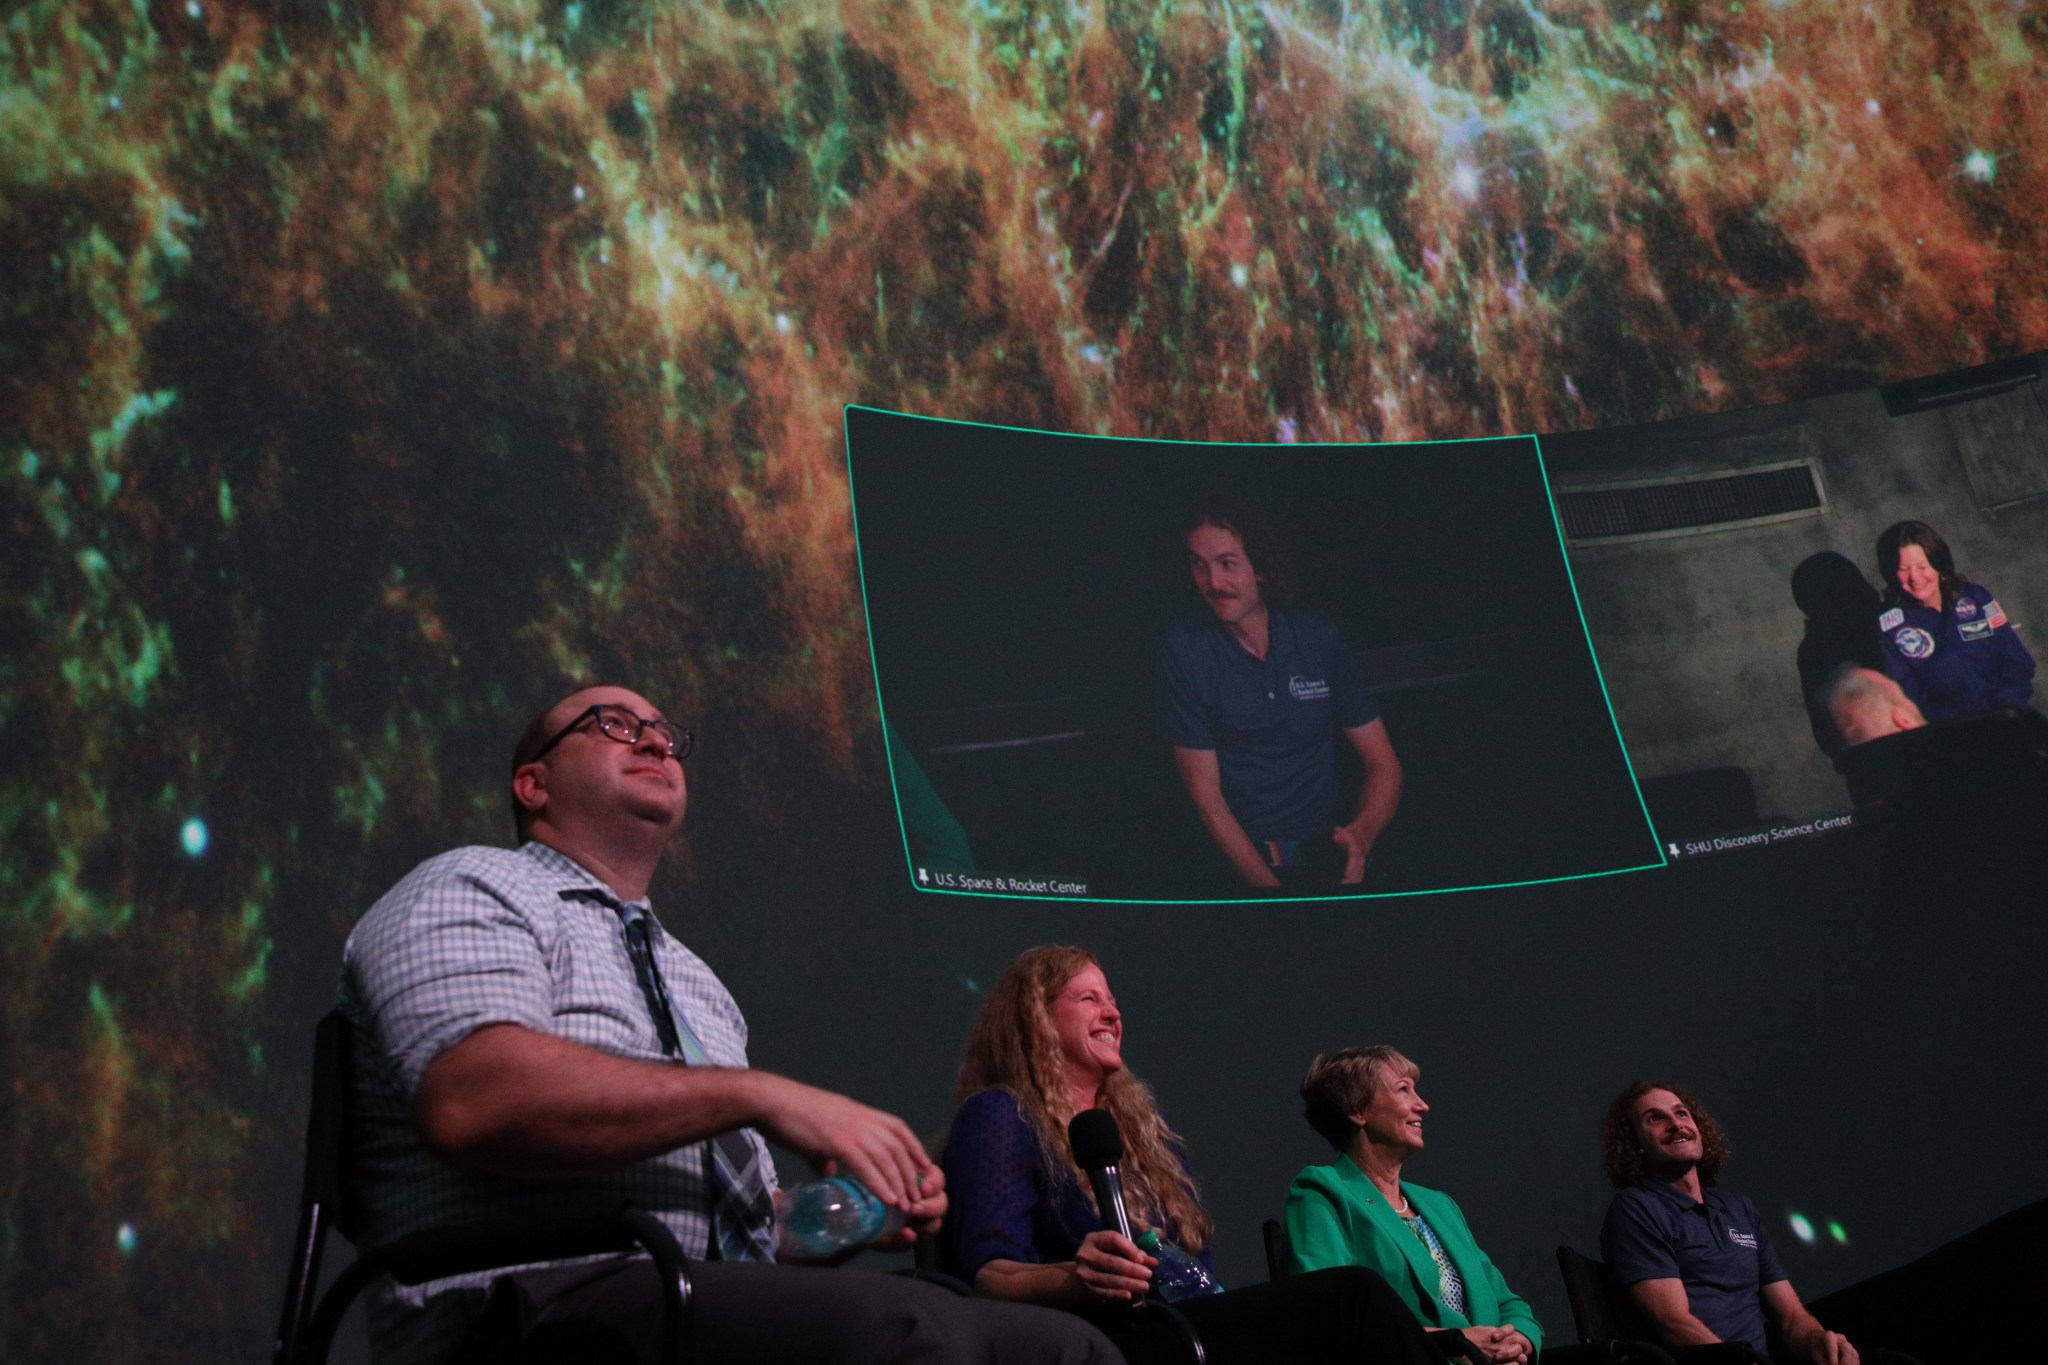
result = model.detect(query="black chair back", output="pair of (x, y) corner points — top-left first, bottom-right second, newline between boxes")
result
(273, 1012), (355, 1365)
(1261, 1218), (1291, 1281)
(1555, 1246), (1624, 1344)
(270, 1010), (692, 1365)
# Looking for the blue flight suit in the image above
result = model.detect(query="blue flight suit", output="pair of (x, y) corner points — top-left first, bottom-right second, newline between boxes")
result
(1877, 583), (2036, 724)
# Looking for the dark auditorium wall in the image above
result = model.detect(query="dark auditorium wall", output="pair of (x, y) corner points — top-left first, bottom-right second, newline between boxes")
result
(3, 0), (2047, 1360)
(1547, 357), (2048, 819)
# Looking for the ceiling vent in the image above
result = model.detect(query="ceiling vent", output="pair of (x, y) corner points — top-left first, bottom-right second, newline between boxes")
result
(1879, 354), (2039, 416)
(1556, 461), (1825, 543)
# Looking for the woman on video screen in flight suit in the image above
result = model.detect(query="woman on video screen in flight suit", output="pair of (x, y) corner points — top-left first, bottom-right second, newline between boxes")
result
(1874, 520), (2035, 723)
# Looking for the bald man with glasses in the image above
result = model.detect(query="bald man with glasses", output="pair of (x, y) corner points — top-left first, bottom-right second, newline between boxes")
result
(340, 684), (1118, 1365)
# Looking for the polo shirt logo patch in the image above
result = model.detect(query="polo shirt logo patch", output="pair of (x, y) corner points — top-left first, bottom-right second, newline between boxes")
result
(1728, 1228), (1758, 1249)
(1957, 597), (1978, 617)
(1878, 608), (1904, 632)
(1959, 618), (1993, 641)
(1892, 626), (1936, 660)
(1288, 674), (1331, 701)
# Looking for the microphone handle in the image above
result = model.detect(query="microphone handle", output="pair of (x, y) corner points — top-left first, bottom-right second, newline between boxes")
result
(1088, 1164), (1135, 1240)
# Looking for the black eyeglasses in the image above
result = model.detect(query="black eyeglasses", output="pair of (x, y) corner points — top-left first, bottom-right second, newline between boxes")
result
(528, 704), (694, 764)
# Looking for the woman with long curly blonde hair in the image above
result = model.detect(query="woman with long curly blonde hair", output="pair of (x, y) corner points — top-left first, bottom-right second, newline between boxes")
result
(940, 945), (1443, 1365)
(953, 944), (1211, 1256)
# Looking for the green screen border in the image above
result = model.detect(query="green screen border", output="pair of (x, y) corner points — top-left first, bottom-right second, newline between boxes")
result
(843, 403), (1668, 904)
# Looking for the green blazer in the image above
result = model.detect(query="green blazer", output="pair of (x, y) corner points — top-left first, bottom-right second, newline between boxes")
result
(1284, 1156), (1542, 1353)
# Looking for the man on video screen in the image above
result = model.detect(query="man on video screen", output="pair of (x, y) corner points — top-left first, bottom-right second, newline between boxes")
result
(1156, 507), (1403, 891)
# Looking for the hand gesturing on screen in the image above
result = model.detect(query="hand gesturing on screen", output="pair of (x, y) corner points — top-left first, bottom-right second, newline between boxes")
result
(1332, 825), (1372, 883)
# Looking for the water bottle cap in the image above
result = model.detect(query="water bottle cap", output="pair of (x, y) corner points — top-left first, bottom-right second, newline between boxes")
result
(1135, 1228), (1162, 1252)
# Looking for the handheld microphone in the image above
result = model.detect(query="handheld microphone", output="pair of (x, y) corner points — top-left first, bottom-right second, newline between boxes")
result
(1069, 1108), (1210, 1361)
(1067, 1108), (1134, 1241)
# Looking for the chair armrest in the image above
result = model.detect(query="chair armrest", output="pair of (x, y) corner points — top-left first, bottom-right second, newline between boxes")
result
(1668, 1346), (1769, 1365)
(894, 1267), (976, 1297)
(1537, 1342), (1680, 1365)
(290, 1206), (692, 1365)
(1534, 1346), (1619, 1365)
(1430, 1328), (1484, 1361)
(379, 1212), (668, 1284)
(1135, 1299), (1208, 1365)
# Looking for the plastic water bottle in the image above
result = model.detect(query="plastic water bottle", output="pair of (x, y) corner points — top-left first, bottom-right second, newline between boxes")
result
(1134, 1228), (1223, 1301)
(774, 1174), (905, 1260)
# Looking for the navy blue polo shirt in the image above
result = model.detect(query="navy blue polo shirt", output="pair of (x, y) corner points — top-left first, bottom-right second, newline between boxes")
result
(1156, 605), (1379, 843)
(1600, 1182), (1786, 1352)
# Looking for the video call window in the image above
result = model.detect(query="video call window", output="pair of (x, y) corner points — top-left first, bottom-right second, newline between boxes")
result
(846, 405), (1664, 901)
(1544, 355), (2048, 860)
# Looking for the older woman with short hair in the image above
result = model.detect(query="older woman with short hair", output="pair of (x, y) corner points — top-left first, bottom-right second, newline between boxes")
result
(1284, 1047), (1541, 1365)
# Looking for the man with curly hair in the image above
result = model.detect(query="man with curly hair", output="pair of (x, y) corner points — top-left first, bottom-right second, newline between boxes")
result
(1157, 506), (1402, 892)
(1598, 1081), (1861, 1365)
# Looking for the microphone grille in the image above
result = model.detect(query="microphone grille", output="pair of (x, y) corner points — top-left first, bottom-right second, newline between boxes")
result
(1067, 1108), (1125, 1167)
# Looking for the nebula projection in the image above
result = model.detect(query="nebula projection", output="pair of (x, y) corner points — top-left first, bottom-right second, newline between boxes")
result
(1, 0), (2045, 1355)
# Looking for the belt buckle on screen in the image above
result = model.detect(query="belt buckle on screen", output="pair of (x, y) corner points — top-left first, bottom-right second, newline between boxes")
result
(1263, 839), (1304, 869)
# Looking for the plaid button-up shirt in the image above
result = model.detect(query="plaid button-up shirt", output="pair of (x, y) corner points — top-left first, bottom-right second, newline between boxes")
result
(339, 841), (775, 1363)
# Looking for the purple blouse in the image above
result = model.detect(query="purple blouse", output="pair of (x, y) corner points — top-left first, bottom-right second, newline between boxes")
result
(941, 1088), (1213, 1284)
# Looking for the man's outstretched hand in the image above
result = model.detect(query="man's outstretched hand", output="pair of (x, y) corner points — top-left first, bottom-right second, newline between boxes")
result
(757, 1078), (941, 1216)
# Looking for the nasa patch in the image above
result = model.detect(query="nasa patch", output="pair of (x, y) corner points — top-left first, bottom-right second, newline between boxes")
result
(1957, 597), (1978, 618)
(1893, 626), (1936, 660)
(1878, 608), (1904, 632)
